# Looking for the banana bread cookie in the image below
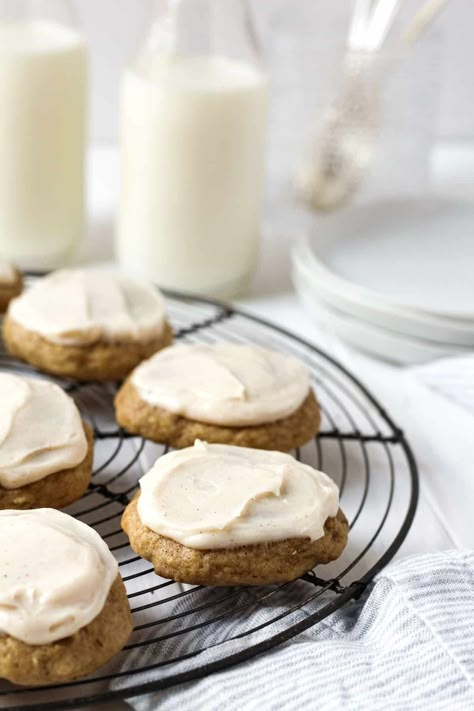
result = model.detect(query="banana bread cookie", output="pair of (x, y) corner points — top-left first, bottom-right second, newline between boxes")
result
(115, 342), (320, 451)
(0, 509), (132, 686)
(4, 268), (173, 381)
(0, 257), (22, 313)
(0, 374), (93, 509)
(122, 441), (348, 586)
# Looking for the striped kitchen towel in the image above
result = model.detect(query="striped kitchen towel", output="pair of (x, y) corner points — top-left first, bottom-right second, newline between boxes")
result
(134, 550), (474, 711)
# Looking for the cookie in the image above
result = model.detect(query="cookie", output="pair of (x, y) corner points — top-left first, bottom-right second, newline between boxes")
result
(0, 374), (93, 509)
(3, 268), (173, 381)
(0, 509), (132, 686)
(0, 258), (22, 313)
(115, 343), (320, 451)
(122, 441), (348, 586)
(0, 422), (93, 510)
(123, 495), (348, 586)
(0, 575), (131, 686)
(4, 317), (173, 382)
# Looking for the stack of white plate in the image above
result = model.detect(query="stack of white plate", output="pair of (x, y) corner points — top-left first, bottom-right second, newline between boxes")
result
(292, 197), (474, 364)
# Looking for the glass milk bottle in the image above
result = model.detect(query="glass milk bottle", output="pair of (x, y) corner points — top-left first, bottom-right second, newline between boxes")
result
(117, 0), (267, 298)
(0, 0), (87, 269)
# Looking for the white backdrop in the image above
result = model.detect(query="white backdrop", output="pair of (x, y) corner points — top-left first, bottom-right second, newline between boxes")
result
(74, 0), (474, 144)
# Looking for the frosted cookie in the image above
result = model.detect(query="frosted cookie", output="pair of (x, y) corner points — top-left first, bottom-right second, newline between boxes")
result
(0, 373), (93, 509)
(0, 257), (22, 313)
(122, 440), (348, 586)
(3, 268), (173, 381)
(0, 509), (132, 686)
(115, 342), (320, 451)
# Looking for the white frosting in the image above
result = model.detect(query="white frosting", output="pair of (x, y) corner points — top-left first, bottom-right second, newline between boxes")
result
(0, 373), (87, 489)
(8, 268), (166, 346)
(137, 440), (339, 549)
(0, 257), (16, 285)
(0, 509), (118, 645)
(131, 343), (310, 426)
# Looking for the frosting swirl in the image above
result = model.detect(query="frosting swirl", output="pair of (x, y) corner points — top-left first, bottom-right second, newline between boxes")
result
(131, 343), (311, 426)
(137, 440), (339, 549)
(0, 509), (118, 645)
(0, 374), (87, 489)
(8, 269), (166, 346)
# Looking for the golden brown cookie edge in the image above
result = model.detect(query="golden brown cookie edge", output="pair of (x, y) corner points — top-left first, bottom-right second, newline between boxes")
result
(0, 269), (23, 314)
(115, 380), (321, 452)
(2, 315), (173, 381)
(0, 421), (94, 510)
(0, 575), (132, 686)
(122, 494), (348, 586)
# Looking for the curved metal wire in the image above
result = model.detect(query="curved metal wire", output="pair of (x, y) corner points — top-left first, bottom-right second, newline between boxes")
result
(0, 289), (418, 710)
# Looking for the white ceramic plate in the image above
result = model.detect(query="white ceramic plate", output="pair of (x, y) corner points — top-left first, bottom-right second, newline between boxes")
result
(292, 196), (474, 344)
(293, 244), (474, 347)
(294, 272), (471, 364)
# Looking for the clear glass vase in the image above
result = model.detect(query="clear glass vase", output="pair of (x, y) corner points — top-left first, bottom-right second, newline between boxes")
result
(0, 0), (87, 270)
(117, 0), (268, 299)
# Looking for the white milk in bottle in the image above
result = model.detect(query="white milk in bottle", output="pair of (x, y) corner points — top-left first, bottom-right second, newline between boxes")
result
(0, 20), (87, 269)
(117, 1), (267, 298)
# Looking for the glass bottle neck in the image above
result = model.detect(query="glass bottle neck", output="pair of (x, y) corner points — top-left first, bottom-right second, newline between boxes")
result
(145, 0), (261, 68)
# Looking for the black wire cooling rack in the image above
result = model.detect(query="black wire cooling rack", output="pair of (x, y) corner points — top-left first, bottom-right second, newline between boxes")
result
(0, 289), (419, 710)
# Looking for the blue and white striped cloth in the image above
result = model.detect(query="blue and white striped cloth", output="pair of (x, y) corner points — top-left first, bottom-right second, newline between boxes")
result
(135, 550), (474, 711)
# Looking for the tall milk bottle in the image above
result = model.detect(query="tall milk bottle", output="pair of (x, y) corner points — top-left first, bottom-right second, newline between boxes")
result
(117, 0), (267, 298)
(0, 1), (87, 269)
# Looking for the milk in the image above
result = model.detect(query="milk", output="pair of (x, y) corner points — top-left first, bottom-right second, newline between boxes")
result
(0, 21), (87, 269)
(117, 55), (267, 297)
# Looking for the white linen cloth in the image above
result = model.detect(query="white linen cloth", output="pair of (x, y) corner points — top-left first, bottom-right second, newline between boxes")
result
(135, 549), (474, 711)
(410, 355), (474, 417)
